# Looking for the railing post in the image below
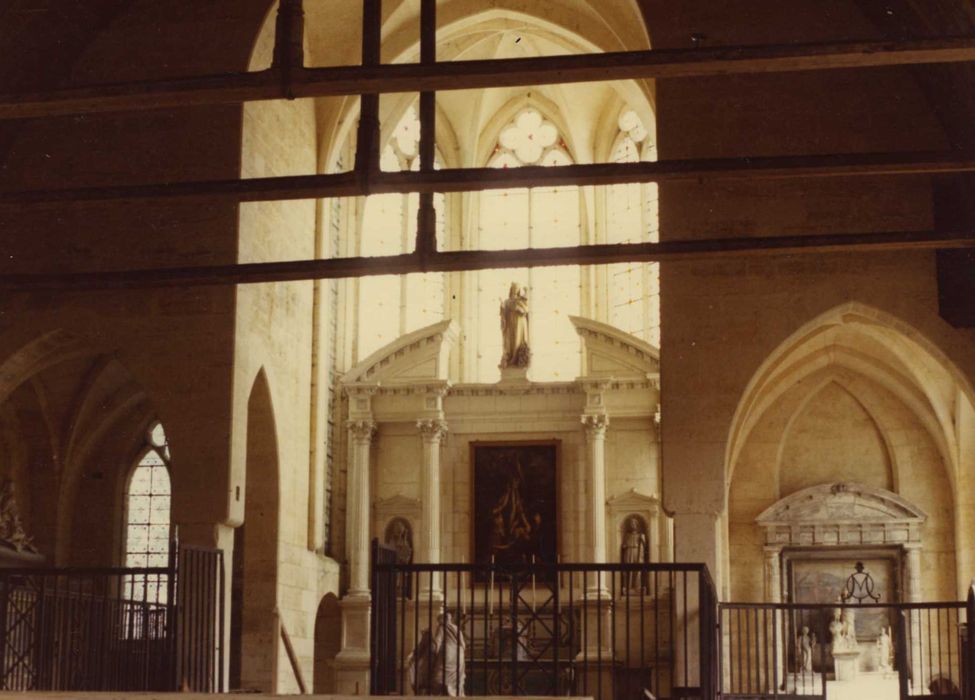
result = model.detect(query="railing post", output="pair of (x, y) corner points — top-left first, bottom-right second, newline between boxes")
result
(699, 568), (713, 700)
(896, 608), (910, 699)
(965, 584), (975, 700)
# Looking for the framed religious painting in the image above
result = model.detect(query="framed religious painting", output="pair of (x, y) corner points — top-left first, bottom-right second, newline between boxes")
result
(471, 441), (559, 580)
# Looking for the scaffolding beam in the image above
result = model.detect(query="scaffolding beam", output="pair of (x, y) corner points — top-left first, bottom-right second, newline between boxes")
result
(1, 38), (975, 120)
(1, 229), (972, 291)
(2, 150), (973, 205)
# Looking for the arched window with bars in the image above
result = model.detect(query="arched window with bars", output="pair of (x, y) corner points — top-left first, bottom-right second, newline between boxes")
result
(122, 421), (172, 606)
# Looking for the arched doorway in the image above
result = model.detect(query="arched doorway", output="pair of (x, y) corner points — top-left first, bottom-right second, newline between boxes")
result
(313, 593), (341, 693)
(230, 369), (281, 692)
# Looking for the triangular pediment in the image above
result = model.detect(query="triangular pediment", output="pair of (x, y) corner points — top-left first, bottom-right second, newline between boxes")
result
(570, 316), (659, 379)
(606, 488), (660, 510)
(757, 482), (926, 526)
(342, 320), (458, 386)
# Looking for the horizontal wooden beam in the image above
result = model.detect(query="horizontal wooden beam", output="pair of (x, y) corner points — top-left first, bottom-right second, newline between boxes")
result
(3, 151), (973, 205)
(2, 229), (972, 291)
(1, 37), (974, 120)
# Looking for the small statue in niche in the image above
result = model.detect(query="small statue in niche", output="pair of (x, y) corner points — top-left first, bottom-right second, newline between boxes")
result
(384, 518), (414, 597)
(797, 626), (815, 672)
(0, 479), (37, 554)
(620, 515), (649, 592)
(408, 610), (467, 696)
(384, 518), (413, 565)
(499, 283), (530, 369)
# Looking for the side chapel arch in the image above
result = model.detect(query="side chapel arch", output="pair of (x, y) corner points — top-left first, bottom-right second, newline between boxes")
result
(725, 302), (975, 598)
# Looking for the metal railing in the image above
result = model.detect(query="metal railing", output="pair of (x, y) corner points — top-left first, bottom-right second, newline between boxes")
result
(0, 544), (224, 693)
(370, 541), (718, 700)
(720, 599), (973, 700)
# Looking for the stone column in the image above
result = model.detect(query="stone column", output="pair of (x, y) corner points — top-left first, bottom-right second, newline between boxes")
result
(763, 546), (782, 603)
(763, 546), (785, 692)
(904, 543), (924, 691)
(903, 543), (922, 603)
(346, 419), (377, 596)
(336, 418), (377, 694)
(579, 413), (614, 696)
(582, 413), (610, 573)
(417, 418), (447, 594)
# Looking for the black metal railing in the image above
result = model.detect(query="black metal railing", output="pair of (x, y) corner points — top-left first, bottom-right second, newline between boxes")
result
(370, 541), (718, 700)
(0, 544), (224, 693)
(720, 600), (972, 700)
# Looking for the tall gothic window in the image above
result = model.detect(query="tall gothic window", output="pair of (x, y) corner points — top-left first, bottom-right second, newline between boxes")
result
(357, 106), (446, 360)
(607, 109), (660, 346)
(123, 421), (172, 603)
(476, 108), (582, 381)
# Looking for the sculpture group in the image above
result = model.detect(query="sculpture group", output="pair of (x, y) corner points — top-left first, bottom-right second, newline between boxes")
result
(408, 611), (467, 696)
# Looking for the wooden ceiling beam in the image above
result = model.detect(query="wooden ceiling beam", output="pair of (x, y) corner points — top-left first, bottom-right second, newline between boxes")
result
(3, 150), (974, 205)
(2, 229), (972, 291)
(1, 37), (974, 120)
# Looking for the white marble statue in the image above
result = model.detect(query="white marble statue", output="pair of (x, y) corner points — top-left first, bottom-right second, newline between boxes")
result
(798, 626), (814, 672)
(829, 607), (858, 654)
(499, 283), (530, 369)
(877, 626), (892, 673)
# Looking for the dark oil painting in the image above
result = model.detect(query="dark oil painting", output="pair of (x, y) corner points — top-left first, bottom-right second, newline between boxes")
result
(472, 442), (557, 579)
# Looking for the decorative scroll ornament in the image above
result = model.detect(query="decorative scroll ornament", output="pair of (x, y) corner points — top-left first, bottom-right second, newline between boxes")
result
(0, 479), (37, 554)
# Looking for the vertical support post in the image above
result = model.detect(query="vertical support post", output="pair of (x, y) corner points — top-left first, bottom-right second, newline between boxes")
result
(964, 584), (975, 700)
(272, 0), (305, 99)
(355, 0), (382, 188)
(416, 0), (438, 259)
(896, 609), (910, 700)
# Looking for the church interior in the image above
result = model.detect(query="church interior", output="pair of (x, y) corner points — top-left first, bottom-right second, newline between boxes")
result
(0, 0), (974, 697)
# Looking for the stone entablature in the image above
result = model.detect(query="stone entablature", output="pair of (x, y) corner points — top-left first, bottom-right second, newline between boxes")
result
(342, 318), (661, 422)
(756, 482), (926, 549)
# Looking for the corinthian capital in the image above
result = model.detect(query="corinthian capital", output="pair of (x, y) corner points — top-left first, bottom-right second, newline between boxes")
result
(581, 413), (609, 437)
(347, 419), (377, 442)
(417, 418), (448, 442)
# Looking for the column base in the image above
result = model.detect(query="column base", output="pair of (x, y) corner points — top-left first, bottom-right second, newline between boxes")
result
(335, 593), (371, 694)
